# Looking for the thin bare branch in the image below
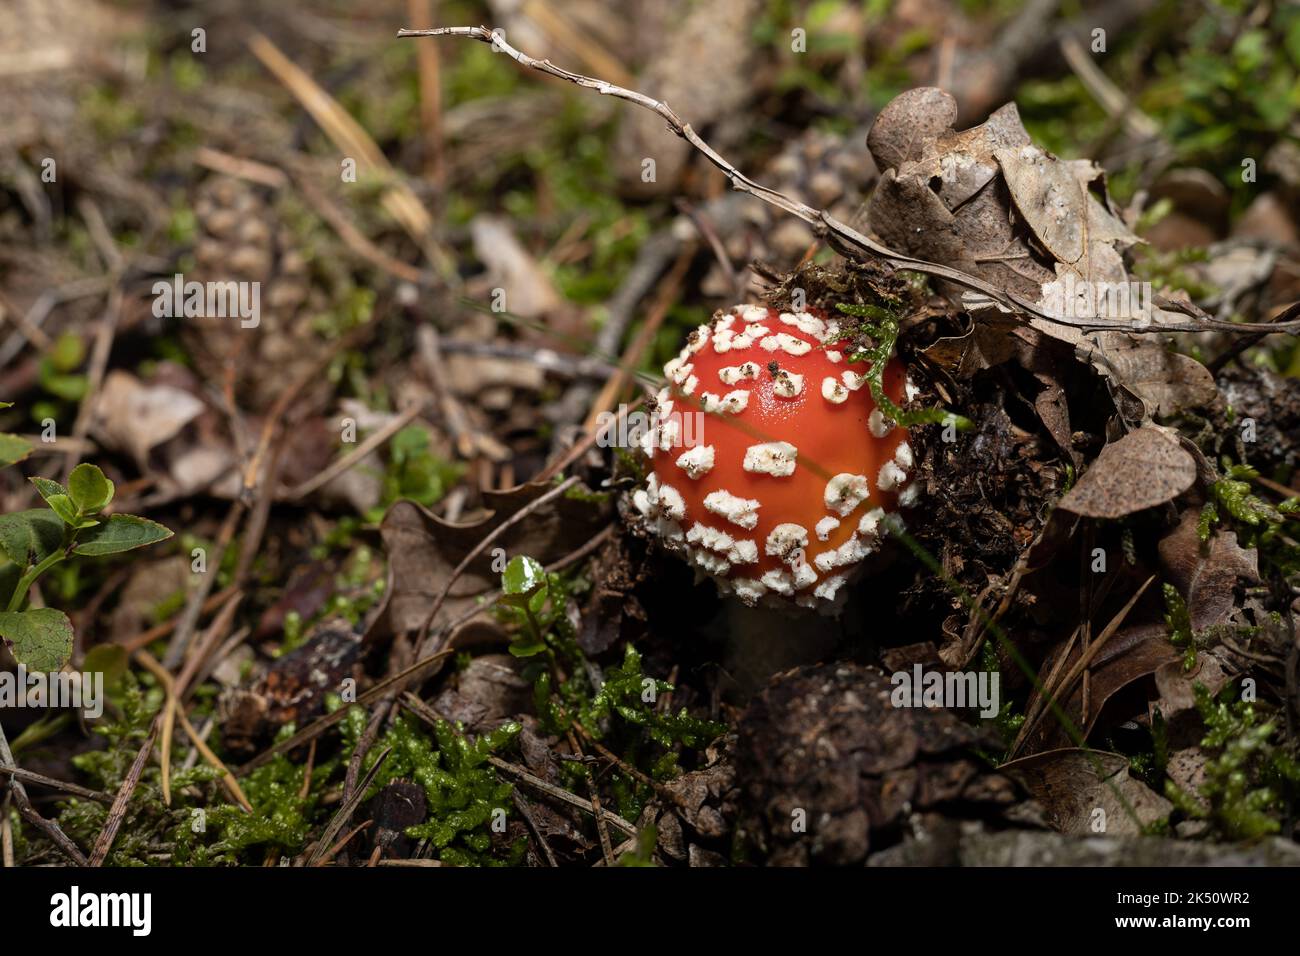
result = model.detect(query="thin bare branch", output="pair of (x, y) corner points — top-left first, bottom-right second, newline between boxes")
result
(398, 25), (1300, 338)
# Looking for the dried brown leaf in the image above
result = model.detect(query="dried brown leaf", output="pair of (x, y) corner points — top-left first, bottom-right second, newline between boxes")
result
(865, 86), (959, 173)
(1057, 427), (1196, 518)
(379, 480), (610, 633)
(1002, 748), (1171, 835)
(1157, 508), (1260, 631)
(1097, 339), (1219, 417)
(93, 370), (204, 468)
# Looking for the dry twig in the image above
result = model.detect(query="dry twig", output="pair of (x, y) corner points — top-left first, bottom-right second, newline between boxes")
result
(398, 25), (1300, 338)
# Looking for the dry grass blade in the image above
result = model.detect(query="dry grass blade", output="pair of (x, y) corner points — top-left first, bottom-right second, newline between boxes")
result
(288, 402), (427, 500)
(407, 0), (445, 185)
(133, 649), (253, 813)
(305, 746), (391, 866)
(1010, 576), (1155, 757)
(247, 32), (451, 277)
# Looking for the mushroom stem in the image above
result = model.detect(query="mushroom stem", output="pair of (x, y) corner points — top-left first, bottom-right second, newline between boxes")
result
(718, 600), (842, 699)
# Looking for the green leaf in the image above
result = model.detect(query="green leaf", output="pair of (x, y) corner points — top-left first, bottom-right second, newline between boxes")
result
(500, 555), (546, 607)
(0, 608), (74, 671)
(0, 433), (31, 468)
(29, 476), (98, 527)
(48, 494), (81, 526)
(40, 373), (88, 402)
(72, 514), (173, 556)
(508, 637), (547, 658)
(0, 510), (65, 566)
(68, 462), (114, 513)
(29, 476), (68, 503)
(48, 331), (86, 373)
(83, 642), (128, 690)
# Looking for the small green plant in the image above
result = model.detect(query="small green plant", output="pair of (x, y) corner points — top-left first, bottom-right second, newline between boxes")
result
(979, 640), (1025, 751)
(497, 555), (725, 822)
(0, 462), (171, 671)
(579, 644), (724, 750)
(365, 424), (463, 522)
(1162, 583), (1197, 671)
(1210, 462), (1300, 578)
(836, 302), (972, 431)
(1164, 684), (1300, 841)
(616, 824), (659, 867)
(339, 706), (523, 866)
(0, 401), (31, 469)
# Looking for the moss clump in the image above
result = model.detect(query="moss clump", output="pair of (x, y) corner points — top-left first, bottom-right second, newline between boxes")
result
(174, 745), (332, 866)
(1210, 462), (1300, 578)
(978, 640), (1025, 751)
(1162, 583), (1197, 671)
(496, 556), (724, 822)
(339, 706), (523, 866)
(47, 680), (340, 866)
(1164, 684), (1300, 841)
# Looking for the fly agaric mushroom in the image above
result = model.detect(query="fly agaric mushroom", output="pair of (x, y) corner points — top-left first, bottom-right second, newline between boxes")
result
(632, 303), (918, 611)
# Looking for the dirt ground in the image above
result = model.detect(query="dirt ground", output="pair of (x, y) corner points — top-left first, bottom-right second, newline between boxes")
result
(0, 0), (1298, 869)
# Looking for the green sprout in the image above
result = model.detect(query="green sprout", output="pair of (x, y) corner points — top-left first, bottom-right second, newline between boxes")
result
(0, 463), (171, 671)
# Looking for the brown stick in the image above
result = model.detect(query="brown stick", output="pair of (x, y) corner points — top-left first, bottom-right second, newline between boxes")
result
(1, 766), (112, 803)
(0, 722), (88, 864)
(408, 0), (446, 187)
(398, 25), (1300, 338)
(88, 719), (158, 866)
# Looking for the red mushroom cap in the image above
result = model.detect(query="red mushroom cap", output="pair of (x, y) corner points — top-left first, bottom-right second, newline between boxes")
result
(634, 304), (917, 611)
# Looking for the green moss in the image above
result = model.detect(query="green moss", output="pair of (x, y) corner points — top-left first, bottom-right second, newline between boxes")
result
(1196, 500), (1218, 543)
(78, 86), (144, 142)
(1013, 2), (1300, 212)
(496, 558), (724, 822)
(1210, 462), (1300, 578)
(1162, 583), (1197, 671)
(1131, 247), (1218, 302)
(338, 707), (523, 865)
(366, 424), (463, 523)
(1164, 684), (1300, 840)
(30, 679), (342, 866)
(836, 302), (972, 430)
(979, 640), (1025, 750)
(583, 645), (724, 750)
(175, 745), (331, 866)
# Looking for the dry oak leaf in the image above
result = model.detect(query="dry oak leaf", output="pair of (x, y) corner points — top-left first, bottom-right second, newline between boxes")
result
(1001, 749), (1171, 836)
(379, 479), (610, 633)
(93, 369), (204, 468)
(1092, 338), (1218, 418)
(1157, 507), (1260, 632)
(1020, 618), (1182, 754)
(1057, 427), (1196, 519)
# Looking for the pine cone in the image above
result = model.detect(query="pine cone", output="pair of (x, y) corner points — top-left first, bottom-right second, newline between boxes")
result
(735, 662), (1026, 865)
(183, 176), (331, 411)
